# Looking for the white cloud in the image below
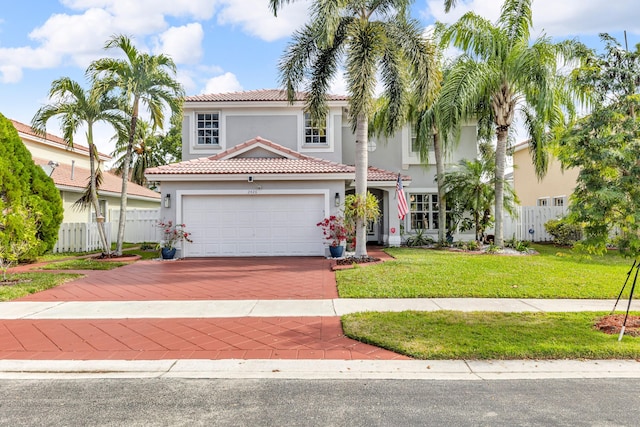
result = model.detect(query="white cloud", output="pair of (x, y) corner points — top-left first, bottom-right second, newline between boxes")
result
(424, 0), (640, 38)
(154, 23), (204, 65)
(0, 65), (22, 83)
(61, 0), (218, 21)
(201, 72), (243, 94)
(216, 0), (311, 42)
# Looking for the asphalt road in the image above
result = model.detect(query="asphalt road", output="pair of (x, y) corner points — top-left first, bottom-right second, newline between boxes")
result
(0, 378), (638, 426)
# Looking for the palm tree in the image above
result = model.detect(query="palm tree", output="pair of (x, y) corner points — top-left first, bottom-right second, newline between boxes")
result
(88, 35), (184, 255)
(270, 0), (436, 257)
(112, 120), (166, 188)
(444, 142), (517, 241)
(437, 0), (585, 246)
(31, 77), (123, 253)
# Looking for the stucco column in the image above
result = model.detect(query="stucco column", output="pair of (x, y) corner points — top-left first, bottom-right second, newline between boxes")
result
(387, 189), (402, 247)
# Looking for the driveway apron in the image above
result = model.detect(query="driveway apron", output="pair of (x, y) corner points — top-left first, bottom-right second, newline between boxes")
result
(2, 254), (407, 361)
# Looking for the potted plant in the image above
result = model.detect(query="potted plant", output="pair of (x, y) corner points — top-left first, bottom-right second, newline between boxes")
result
(156, 220), (193, 259)
(316, 215), (347, 258)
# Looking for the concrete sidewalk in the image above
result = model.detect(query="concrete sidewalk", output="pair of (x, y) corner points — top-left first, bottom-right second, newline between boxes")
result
(1, 297), (638, 319)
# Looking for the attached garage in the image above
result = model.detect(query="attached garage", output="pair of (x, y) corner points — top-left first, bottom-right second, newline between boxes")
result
(181, 193), (326, 257)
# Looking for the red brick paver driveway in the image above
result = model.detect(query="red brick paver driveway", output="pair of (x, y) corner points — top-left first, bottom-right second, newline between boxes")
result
(18, 257), (339, 301)
(3, 253), (408, 361)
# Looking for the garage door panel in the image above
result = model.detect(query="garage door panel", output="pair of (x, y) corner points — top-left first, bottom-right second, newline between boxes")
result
(182, 194), (325, 257)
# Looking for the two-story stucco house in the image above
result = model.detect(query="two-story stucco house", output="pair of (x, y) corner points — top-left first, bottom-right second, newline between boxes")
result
(145, 89), (478, 257)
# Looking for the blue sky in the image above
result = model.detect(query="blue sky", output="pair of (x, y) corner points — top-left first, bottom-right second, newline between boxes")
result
(1, 0), (639, 155)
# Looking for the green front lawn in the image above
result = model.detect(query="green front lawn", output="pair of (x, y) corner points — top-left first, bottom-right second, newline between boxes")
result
(342, 311), (640, 359)
(337, 244), (633, 299)
(0, 273), (83, 301)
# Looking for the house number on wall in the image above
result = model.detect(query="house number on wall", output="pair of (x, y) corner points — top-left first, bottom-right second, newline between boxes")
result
(247, 189), (258, 195)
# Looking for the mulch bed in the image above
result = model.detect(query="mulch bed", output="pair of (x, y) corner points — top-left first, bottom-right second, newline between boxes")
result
(0, 279), (33, 287)
(91, 253), (141, 262)
(335, 256), (381, 266)
(595, 314), (640, 337)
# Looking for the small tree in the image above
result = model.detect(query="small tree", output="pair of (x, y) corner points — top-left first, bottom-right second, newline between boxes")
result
(343, 192), (381, 250)
(0, 114), (63, 259)
(559, 34), (640, 257)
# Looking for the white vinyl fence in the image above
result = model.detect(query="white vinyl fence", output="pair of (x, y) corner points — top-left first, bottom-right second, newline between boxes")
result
(53, 209), (161, 253)
(503, 206), (568, 242)
(53, 222), (112, 253)
(108, 208), (161, 243)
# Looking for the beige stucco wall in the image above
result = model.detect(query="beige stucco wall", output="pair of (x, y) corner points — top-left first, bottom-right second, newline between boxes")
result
(60, 190), (160, 223)
(23, 140), (93, 169)
(513, 148), (579, 206)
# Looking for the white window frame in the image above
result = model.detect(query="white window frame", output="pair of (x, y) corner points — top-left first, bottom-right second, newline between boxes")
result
(552, 196), (566, 207)
(298, 109), (337, 153)
(537, 197), (550, 207)
(303, 112), (328, 146)
(408, 192), (443, 231)
(401, 124), (435, 168)
(195, 111), (221, 146)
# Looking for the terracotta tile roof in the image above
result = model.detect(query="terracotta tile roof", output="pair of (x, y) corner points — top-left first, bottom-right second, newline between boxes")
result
(11, 119), (111, 159)
(186, 89), (349, 103)
(145, 137), (408, 183)
(33, 158), (160, 200)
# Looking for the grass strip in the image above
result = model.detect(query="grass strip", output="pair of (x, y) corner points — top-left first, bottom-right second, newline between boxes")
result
(337, 244), (632, 299)
(342, 310), (640, 360)
(0, 273), (83, 301)
(38, 259), (127, 270)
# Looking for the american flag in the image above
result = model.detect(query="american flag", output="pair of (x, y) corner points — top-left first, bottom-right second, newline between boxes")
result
(396, 174), (408, 220)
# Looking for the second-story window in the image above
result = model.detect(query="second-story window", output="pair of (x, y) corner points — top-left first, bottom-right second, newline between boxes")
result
(410, 123), (434, 154)
(304, 112), (327, 144)
(197, 112), (220, 145)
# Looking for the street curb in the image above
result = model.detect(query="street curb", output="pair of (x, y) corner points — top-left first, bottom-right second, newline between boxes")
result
(1, 359), (640, 380)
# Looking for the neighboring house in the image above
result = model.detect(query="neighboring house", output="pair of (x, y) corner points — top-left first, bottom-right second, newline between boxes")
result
(145, 89), (478, 257)
(512, 141), (579, 208)
(12, 119), (161, 224)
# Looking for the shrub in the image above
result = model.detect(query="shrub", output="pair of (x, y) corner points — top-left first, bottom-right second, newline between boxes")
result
(405, 229), (434, 247)
(0, 114), (63, 260)
(505, 236), (531, 252)
(544, 218), (583, 246)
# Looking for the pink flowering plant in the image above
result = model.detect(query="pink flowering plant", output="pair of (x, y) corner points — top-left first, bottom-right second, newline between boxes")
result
(157, 220), (193, 249)
(316, 215), (347, 247)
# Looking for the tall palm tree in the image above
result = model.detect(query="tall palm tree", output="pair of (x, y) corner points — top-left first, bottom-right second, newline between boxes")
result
(112, 119), (165, 188)
(270, 0), (436, 257)
(31, 77), (123, 253)
(88, 35), (184, 255)
(437, 0), (585, 246)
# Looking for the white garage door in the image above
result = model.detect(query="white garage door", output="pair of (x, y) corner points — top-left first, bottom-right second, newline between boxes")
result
(182, 194), (326, 257)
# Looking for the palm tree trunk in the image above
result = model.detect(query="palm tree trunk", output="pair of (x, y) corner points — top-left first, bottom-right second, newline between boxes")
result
(116, 100), (139, 256)
(354, 113), (368, 258)
(433, 133), (446, 244)
(87, 127), (109, 253)
(494, 127), (508, 247)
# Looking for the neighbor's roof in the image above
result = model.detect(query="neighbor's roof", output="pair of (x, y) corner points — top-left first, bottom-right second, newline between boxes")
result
(146, 136), (407, 183)
(11, 119), (111, 159)
(33, 157), (161, 200)
(185, 89), (349, 103)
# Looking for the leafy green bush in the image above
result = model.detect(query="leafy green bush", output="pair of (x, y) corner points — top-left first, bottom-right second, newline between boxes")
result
(0, 114), (63, 260)
(405, 229), (434, 247)
(544, 218), (583, 246)
(505, 236), (531, 252)
(453, 240), (480, 251)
